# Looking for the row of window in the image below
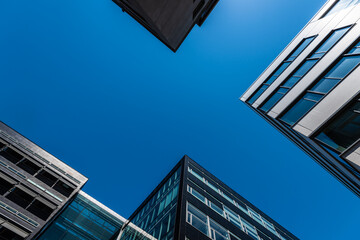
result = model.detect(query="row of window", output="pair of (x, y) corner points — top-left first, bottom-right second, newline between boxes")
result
(0, 143), (75, 198)
(247, 36), (316, 105)
(186, 202), (260, 240)
(259, 26), (350, 113)
(0, 214), (30, 240)
(187, 185), (287, 240)
(187, 166), (291, 240)
(0, 172), (56, 221)
(322, 0), (360, 18)
(280, 38), (360, 126)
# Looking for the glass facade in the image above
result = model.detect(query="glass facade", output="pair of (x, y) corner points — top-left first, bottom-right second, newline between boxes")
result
(322, 0), (360, 18)
(120, 166), (181, 240)
(188, 166), (291, 240)
(280, 39), (360, 126)
(37, 193), (123, 240)
(316, 98), (360, 153)
(260, 27), (350, 112)
(247, 37), (315, 104)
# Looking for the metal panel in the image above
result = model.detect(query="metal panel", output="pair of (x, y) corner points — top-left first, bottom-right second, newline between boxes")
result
(268, 16), (360, 118)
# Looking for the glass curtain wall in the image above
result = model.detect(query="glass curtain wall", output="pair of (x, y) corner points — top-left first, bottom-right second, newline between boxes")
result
(120, 167), (181, 240)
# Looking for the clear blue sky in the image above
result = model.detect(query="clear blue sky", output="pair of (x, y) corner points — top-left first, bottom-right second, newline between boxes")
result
(1, 0), (359, 239)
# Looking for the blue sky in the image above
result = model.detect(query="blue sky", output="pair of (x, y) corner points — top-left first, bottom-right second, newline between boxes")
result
(1, 0), (360, 239)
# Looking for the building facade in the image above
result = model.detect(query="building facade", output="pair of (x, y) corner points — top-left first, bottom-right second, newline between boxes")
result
(0, 122), (87, 239)
(112, 0), (219, 52)
(119, 156), (298, 240)
(241, 0), (360, 196)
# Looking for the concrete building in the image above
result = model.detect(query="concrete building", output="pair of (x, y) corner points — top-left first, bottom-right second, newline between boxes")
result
(112, 0), (219, 52)
(119, 156), (298, 240)
(241, 0), (360, 196)
(0, 122), (87, 239)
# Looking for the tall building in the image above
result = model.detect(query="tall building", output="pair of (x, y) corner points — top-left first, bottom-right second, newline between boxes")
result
(112, 0), (219, 52)
(119, 155), (298, 240)
(241, 0), (360, 196)
(0, 122), (88, 239)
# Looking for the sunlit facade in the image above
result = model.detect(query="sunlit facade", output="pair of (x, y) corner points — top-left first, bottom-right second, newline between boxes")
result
(241, 0), (360, 196)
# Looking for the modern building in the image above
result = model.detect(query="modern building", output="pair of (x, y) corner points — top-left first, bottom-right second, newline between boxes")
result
(241, 0), (360, 196)
(112, 0), (219, 52)
(119, 155), (298, 240)
(0, 122), (88, 239)
(36, 191), (154, 240)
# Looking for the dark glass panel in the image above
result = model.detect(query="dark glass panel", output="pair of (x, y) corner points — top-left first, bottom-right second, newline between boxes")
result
(247, 86), (267, 104)
(27, 200), (54, 221)
(289, 37), (315, 58)
(0, 227), (24, 240)
(53, 181), (74, 197)
(292, 59), (317, 77)
(6, 188), (34, 208)
(36, 170), (57, 187)
(313, 27), (350, 54)
(0, 148), (23, 164)
(17, 159), (41, 175)
(0, 177), (13, 195)
(282, 76), (301, 88)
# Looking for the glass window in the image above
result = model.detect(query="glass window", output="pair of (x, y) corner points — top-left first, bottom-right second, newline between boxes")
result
(326, 56), (360, 79)
(17, 159), (41, 175)
(322, 0), (359, 18)
(206, 181), (219, 193)
(316, 100), (360, 152)
(314, 27), (350, 54)
(280, 93), (322, 125)
(0, 148), (23, 164)
(292, 60), (317, 77)
(210, 219), (229, 240)
(222, 192), (234, 204)
(209, 202), (224, 216)
(187, 204), (208, 236)
(311, 78), (340, 93)
(6, 187), (35, 208)
(188, 186), (206, 203)
(36, 170), (58, 187)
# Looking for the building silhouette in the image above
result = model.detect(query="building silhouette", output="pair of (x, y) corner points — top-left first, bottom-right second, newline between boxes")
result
(241, 0), (360, 196)
(112, 0), (219, 52)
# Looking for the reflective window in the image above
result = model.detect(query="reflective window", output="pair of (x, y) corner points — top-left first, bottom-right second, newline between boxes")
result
(260, 27), (350, 112)
(280, 38), (360, 125)
(316, 99), (360, 152)
(187, 204), (208, 236)
(322, 0), (360, 18)
(247, 36), (316, 104)
(38, 193), (123, 240)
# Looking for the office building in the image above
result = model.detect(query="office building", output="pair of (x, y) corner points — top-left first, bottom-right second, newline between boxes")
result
(241, 0), (360, 196)
(119, 155), (298, 240)
(36, 191), (154, 240)
(112, 0), (219, 52)
(0, 122), (87, 239)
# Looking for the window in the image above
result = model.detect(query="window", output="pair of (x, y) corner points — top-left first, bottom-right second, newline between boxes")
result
(36, 170), (57, 187)
(247, 36), (315, 104)
(187, 204), (208, 236)
(53, 181), (74, 197)
(0, 148), (23, 164)
(187, 186), (206, 203)
(0, 174), (15, 195)
(6, 187), (35, 209)
(209, 202), (224, 216)
(17, 159), (41, 175)
(260, 27), (350, 112)
(322, 0), (360, 18)
(280, 39), (360, 126)
(316, 99), (360, 152)
(27, 199), (55, 221)
(241, 218), (259, 240)
(210, 219), (229, 240)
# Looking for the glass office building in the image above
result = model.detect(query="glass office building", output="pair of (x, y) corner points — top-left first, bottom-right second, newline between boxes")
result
(241, 0), (360, 196)
(111, 0), (219, 52)
(120, 156), (298, 240)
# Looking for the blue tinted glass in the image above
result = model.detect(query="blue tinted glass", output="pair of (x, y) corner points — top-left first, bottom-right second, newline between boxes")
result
(311, 78), (340, 93)
(313, 27), (350, 55)
(323, 0), (354, 17)
(260, 89), (288, 112)
(292, 59), (317, 77)
(289, 37), (315, 58)
(273, 62), (291, 77)
(316, 102), (360, 152)
(281, 94), (319, 125)
(247, 86), (267, 104)
(326, 55), (360, 79)
(282, 76), (301, 88)
(311, 53), (325, 59)
(348, 47), (360, 54)
(264, 75), (278, 85)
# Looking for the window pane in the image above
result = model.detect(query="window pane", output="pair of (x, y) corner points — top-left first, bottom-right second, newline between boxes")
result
(292, 59), (317, 77)
(281, 93), (321, 125)
(316, 102), (360, 152)
(311, 78), (340, 93)
(191, 215), (208, 236)
(247, 86), (267, 104)
(210, 219), (228, 238)
(289, 37), (315, 58)
(272, 62), (290, 77)
(282, 76), (301, 88)
(326, 56), (360, 79)
(210, 202), (224, 216)
(188, 204), (207, 223)
(314, 27), (350, 54)
(192, 188), (206, 203)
